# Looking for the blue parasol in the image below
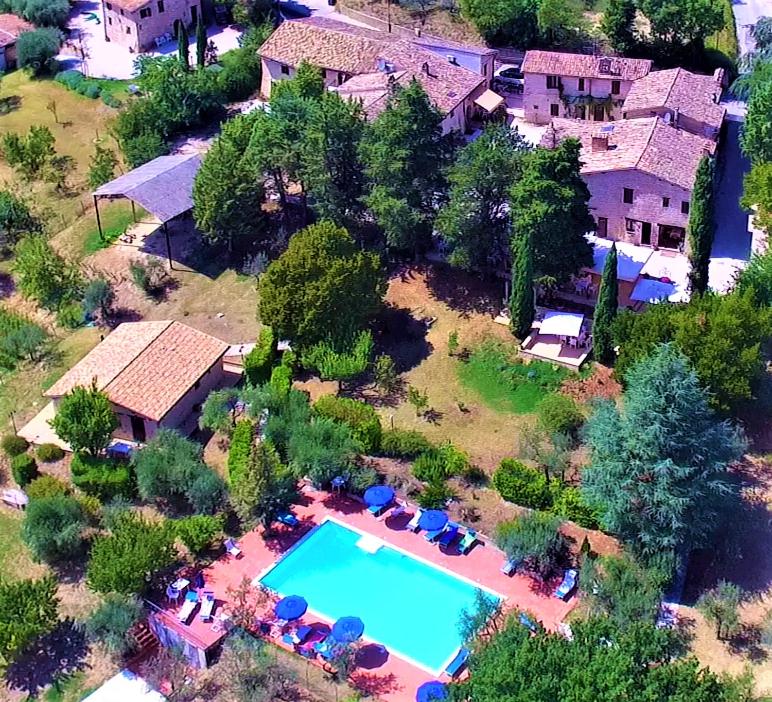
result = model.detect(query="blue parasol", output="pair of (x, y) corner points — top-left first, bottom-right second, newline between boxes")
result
(363, 485), (395, 507)
(331, 616), (365, 643)
(274, 595), (308, 621)
(418, 509), (448, 532)
(416, 681), (448, 702)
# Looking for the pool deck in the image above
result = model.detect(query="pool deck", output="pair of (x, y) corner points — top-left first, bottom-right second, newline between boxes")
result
(153, 487), (578, 701)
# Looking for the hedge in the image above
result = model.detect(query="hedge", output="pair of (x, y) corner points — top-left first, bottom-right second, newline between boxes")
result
(26, 475), (70, 500)
(536, 394), (584, 437)
(244, 326), (276, 386)
(314, 395), (382, 454)
(379, 429), (432, 458)
(412, 442), (469, 484)
(270, 364), (292, 397)
(1, 434), (29, 457)
(492, 458), (552, 511)
(55, 69), (102, 99)
(71, 453), (132, 501)
(228, 420), (254, 484)
(11, 453), (38, 487)
(551, 486), (601, 530)
(174, 514), (224, 554)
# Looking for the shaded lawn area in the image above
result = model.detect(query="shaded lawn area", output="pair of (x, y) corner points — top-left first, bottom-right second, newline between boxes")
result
(458, 340), (570, 414)
(81, 202), (147, 257)
(42, 672), (97, 702)
(0, 510), (45, 582)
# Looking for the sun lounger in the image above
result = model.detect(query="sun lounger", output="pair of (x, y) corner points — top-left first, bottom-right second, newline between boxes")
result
(424, 526), (445, 542)
(406, 508), (423, 532)
(500, 558), (519, 576)
(224, 538), (241, 558)
(278, 512), (299, 527)
(456, 528), (478, 554)
(379, 502), (406, 522)
(199, 591), (215, 621)
(444, 647), (470, 678)
(283, 624), (313, 646)
(554, 569), (578, 600)
(519, 612), (538, 633)
(178, 591), (199, 623)
(368, 502), (391, 517)
(437, 524), (459, 548)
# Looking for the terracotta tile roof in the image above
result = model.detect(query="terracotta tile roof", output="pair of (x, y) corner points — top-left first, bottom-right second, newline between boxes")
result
(522, 50), (652, 81)
(261, 18), (485, 116)
(105, 0), (152, 12)
(46, 321), (228, 422)
(622, 68), (725, 132)
(542, 117), (715, 191)
(0, 13), (33, 48)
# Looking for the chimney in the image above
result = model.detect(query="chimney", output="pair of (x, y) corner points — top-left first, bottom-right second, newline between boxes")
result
(446, 54), (457, 64)
(591, 134), (609, 152)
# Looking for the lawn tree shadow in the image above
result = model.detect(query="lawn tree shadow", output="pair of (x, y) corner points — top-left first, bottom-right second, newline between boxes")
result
(425, 264), (502, 318)
(374, 304), (432, 374)
(108, 307), (143, 326)
(423, 408), (444, 425)
(727, 623), (768, 662)
(5, 620), (89, 696)
(350, 671), (400, 697)
(356, 643), (389, 669)
(0, 95), (21, 114)
(0, 272), (14, 298)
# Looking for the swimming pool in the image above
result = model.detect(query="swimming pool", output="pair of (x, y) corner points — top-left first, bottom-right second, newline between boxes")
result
(258, 518), (501, 673)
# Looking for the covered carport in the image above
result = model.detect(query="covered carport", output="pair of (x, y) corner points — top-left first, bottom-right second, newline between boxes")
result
(92, 153), (203, 268)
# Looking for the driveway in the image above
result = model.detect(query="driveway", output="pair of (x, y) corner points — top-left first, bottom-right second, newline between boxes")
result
(732, 0), (770, 57)
(59, 0), (243, 79)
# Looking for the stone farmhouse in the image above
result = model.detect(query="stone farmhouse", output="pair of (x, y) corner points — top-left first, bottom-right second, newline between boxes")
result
(542, 117), (716, 252)
(0, 13), (34, 71)
(258, 17), (500, 134)
(101, 0), (199, 53)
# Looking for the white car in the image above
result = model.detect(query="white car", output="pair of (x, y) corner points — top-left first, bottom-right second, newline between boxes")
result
(493, 64), (524, 93)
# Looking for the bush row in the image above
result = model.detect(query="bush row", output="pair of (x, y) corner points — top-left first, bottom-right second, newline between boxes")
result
(412, 442), (470, 484)
(378, 429), (433, 458)
(71, 453), (132, 501)
(314, 395), (382, 454)
(244, 326), (276, 386)
(228, 420), (254, 484)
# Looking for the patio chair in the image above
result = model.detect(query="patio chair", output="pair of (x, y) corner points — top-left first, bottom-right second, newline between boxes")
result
(456, 528), (478, 554)
(177, 591), (199, 623)
(379, 501), (405, 522)
(224, 538), (242, 558)
(519, 613), (539, 633)
(444, 647), (470, 679)
(554, 569), (578, 600)
(406, 508), (424, 532)
(424, 526), (445, 542)
(437, 524), (459, 548)
(500, 558), (519, 576)
(278, 512), (299, 527)
(165, 585), (180, 605)
(283, 624), (313, 647)
(199, 591), (216, 621)
(368, 501), (392, 517)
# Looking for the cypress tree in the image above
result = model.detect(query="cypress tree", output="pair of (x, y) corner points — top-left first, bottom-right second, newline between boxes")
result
(510, 230), (534, 339)
(593, 242), (618, 365)
(687, 155), (715, 295)
(177, 20), (189, 70)
(195, 15), (206, 69)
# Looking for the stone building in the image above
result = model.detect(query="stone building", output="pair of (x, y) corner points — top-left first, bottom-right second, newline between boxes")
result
(101, 0), (199, 53)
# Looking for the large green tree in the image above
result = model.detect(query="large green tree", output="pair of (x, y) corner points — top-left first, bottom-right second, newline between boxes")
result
(593, 242), (618, 365)
(740, 74), (772, 165)
(0, 575), (58, 668)
(741, 161), (772, 236)
(454, 614), (754, 702)
(258, 221), (386, 347)
(21, 495), (87, 564)
(582, 344), (745, 559)
(177, 19), (189, 69)
(50, 382), (118, 456)
(361, 79), (452, 256)
(437, 123), (528, 273)
(601, 0), (637, 54)
(537, 0), (585, 47)
(0, 190), (39, 253)
(509, 230), (534, 339)
(510, 140), (594, 282)
(193, 112), (266, 253)
(687, 156), (715, 295)
(459, 0), (539, 46)
(494, 512), (567, 579)
(639, 0), (725, 57)
(230, 440), (297, 530)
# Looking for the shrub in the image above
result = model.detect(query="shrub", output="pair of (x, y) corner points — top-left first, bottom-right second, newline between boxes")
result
(55, 70), (85, 89)
(416, 480), (455, 509)
(77, 494), (103, 524)
(314, 395), (382, 454)
(25, 475), (70, 500)
(270, 364), (292, 398)
(537, 394), (584, 437)
(102, 93), (122, 109)
(21, 495), (86, 564)
(17, 28), (61, 75)
(492, 458), (552, 510)
(122, 132), (168, 169)
(36, 443), (65, 463)
(218, 46), (263, 100)
(347, 464), (380, 496)
(243, 326), (275, 386)
(412, 442), (469, 483)
(1, 434), (29, 457)
(11, 453), (38, 487)
(228, 420), (254, 483)
(129, 259), (167, 297)
(174, 514), (224, 554)
(85, 594), (143, 659)
(71, 453), (133, 501)
(551, 486), (601, 529)
(80, 82), (101, 99)
(56, 301), (85, 329)
(379, 429), (433, 459)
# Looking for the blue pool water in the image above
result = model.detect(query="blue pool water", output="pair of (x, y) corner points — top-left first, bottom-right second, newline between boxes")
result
(259, 519), (499, 672)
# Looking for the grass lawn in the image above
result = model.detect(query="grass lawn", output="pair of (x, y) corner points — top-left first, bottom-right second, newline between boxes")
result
(458, 340), (569, 414)
(81, 202), (146, 257)
(0, 510), (45, 581)
(706, 0), (739, 66)
(41, 673), (97, 702)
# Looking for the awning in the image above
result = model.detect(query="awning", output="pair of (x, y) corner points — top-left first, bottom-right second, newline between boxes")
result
(539, 311), (584, 337)
(474, 89), (505, 113)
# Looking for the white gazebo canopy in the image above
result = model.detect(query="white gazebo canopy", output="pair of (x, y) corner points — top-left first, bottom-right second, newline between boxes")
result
(82, 671), (166, 702)
(539, 310), (585, 337)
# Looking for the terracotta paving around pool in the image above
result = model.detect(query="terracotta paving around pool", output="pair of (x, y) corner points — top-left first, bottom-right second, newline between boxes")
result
(153, 487), (578, 701)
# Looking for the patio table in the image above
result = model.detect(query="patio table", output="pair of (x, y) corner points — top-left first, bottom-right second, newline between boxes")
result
(171, 577), (190, 592)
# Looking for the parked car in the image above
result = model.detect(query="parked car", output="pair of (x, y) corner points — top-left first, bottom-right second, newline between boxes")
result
(278, 0), (312, 17)
(493, 64), (524, 93)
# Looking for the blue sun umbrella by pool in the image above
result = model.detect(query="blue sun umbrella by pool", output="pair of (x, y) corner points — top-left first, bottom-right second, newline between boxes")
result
(364, 484), (395, 507)
(331, 616), (365, 643)
(418, 509), (448, 532)
(274, 595), (307, 621)
(416, 681), (449, 702)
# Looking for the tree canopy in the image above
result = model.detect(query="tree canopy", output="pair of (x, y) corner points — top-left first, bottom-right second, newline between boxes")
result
(0, 575), (58, 668)
(258, 221), (385, 348)
(582, 344), (745, 560)
(49, 383), (118, 456)
(601, 0), (637, 55)
(593, 242), (618, 365)
(459, 0), (540, 47)
(687, 156), (715, 295)
(21, 495), (87, 564)
(509, 230), (534, 339)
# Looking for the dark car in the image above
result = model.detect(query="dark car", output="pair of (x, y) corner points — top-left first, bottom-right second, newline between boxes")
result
(278, 0), (312, 18)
